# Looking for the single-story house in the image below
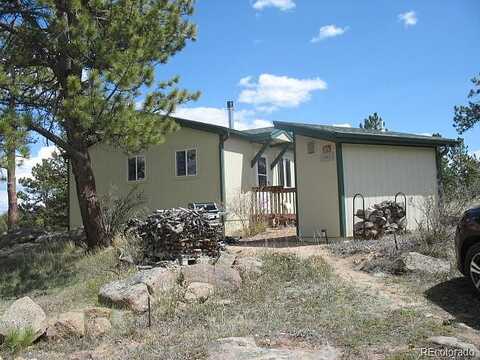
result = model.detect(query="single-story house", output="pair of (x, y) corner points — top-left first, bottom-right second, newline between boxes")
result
(68, 117), (296, 234)
(68, 117), (457, 239)
(274, 121), (457, 239)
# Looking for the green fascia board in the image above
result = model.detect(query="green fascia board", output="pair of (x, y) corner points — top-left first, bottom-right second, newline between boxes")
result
(172, 116), (249, 139)
(274, 121), (459, 147)
(172, 117), (292, 144)
(270, 143), (291, 170)
(271, 129), (294, 142)
(251, 140), (272, 168)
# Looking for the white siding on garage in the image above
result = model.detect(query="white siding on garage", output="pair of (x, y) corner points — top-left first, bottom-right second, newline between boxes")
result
(342, 144), (438, 237)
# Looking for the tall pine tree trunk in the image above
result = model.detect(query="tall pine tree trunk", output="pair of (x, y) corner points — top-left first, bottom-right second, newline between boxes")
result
(6, 146), (18, 230)
(6, 77), (18, 230)
(70, 147), (107, 249)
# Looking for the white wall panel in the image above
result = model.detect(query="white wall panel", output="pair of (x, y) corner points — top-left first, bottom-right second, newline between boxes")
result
(342, 144), (438, 237)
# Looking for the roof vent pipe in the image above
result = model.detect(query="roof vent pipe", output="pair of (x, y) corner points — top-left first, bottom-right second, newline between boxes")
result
(227, 101), (234, 129)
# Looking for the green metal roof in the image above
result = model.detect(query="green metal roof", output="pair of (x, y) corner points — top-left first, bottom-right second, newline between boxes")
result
(172, 117), (291, 143)
(241, 127), (275, 135)
(273, 121), (458, 147)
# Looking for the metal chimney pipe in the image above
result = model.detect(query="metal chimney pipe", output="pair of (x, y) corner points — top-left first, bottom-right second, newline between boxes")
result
(227, 101), (234, 129)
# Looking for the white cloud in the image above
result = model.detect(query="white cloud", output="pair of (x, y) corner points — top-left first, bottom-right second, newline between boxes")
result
(311, 25), (349, 43)
(0, 145), (58, 214)
(471, 149), (480, 159)
(239, 76), (255, 88)
(252, 0), (295, 11)
(416, 132), (433, 137)
(17, 146), (58, 180)
(173, 106), (272, 131)
(332, 123), (352, 128)
(238, 74), (327, 111)
(398, 11), (418, 27)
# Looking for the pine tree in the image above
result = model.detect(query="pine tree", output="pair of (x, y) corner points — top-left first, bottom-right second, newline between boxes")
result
(360, 113), (385, 130)
(436, 136), (480, 200)
(454, 74), (480, 134)
(0, 71), (31, 230)
(18, 152), (68, 230)
(0, 0), (199, 247)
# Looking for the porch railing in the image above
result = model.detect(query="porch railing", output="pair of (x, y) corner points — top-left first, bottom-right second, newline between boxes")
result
(251, 186), (297, 225)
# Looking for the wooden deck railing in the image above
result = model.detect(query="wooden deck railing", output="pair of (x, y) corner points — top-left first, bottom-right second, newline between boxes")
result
(251, 186), (297, 225)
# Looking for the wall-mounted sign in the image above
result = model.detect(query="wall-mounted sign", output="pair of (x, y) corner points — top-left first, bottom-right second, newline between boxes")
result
(320, 144), (334, 161)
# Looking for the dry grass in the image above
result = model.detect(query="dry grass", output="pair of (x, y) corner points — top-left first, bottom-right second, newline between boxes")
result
(0, 243), (454, 359)
(0, 238), (133, 315)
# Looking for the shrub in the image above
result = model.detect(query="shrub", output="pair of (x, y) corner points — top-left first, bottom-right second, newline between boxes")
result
(247, 217), (268, 237)
(227, 191), (269, 237)
(415, 196), (459, 259)
(113, 233), (145, 266)
(100, 186), (147, 243)
(0, 213), (6, 234)
(2, 327), (36, 354)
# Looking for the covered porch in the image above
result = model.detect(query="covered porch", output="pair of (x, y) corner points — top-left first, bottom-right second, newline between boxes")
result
(251, 185), (297, 226)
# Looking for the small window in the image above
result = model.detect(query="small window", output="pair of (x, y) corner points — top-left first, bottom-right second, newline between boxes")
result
(257, 157), (267, 187)
(307, 141), (315, 154)
(128, 155), (145, 181)
(176, 149), (197, 176)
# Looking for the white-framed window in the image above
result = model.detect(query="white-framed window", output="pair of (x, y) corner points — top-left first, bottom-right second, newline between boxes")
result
(127, 155), (146, 181)
(257, 156), (267, 187)
(276, 158), (292, 188)
(176, 148), (197, 177)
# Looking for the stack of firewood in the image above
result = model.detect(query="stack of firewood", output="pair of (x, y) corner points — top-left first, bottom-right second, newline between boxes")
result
(126, 208), (222, 263)
(354, 201), (406, 239)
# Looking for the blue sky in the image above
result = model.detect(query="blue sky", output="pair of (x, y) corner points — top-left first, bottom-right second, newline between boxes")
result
(167, 0), (479, 147)
(1, 0), (479, 212)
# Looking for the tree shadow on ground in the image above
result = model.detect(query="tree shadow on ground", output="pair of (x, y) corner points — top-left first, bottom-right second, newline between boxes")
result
(424, 277), (480, 331)
(0, 242), (84, 299)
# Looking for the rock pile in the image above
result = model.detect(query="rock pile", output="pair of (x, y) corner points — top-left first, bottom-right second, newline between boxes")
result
(98, 267), (177, 312)
(393, 252), (450, 275)
(0, 297), (113, 344)
(0, 228), (86, 260)
(354, 201), (406, 239)
(126, 208), (223, 263)
(98, 250), (262, 312)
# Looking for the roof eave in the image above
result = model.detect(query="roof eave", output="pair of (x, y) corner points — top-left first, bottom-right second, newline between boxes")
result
(274, 121), (459, 147)
(173, 117), (288, 144)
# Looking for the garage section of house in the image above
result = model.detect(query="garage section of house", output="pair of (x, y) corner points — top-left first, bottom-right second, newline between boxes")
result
(274, 121), (458, 239)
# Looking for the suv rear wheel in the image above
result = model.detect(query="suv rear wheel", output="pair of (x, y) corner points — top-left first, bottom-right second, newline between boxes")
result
(465, 243), (480, 293)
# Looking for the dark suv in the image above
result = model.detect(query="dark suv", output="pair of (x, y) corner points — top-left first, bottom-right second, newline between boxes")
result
(456, 206), (480, 293)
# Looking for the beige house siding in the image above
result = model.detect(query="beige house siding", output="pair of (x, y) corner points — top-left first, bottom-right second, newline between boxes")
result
(295, 135), (341, 239)
(342, 144), (438, 237)
(223, 137), (294, 234)
(69, 127), (221, 229)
